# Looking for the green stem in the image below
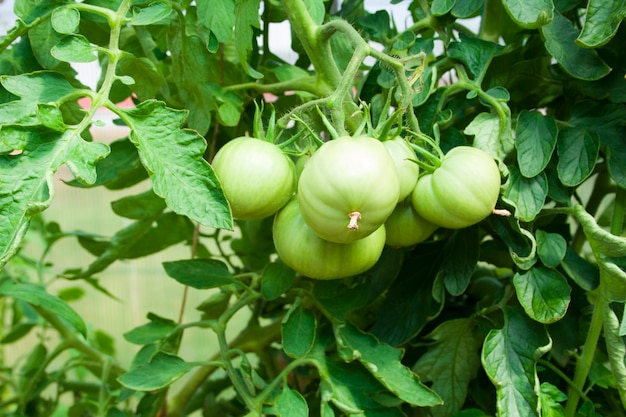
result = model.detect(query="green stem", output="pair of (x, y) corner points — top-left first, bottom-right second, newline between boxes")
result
(610, 186), (625, 236)
(537, 359), (591, 403)
(280, 0), (340, 92)
(564, 294), (604, 417)
(572, 172), (612, 253)
(478, 0), (503, 42)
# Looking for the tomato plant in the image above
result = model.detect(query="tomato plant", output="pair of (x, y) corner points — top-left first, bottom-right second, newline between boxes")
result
(1, 0), (626, 416)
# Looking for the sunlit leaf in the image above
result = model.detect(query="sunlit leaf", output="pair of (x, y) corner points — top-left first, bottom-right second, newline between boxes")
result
(515, 110), (557, 178)
(577, 0), (626, 47)
(513, 266), (571, 323)
(502, 0), (553, 28)
(502, 166), (548, 222)
(120, 100), (232, 230)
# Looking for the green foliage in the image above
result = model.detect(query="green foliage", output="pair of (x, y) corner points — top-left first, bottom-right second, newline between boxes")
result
(1, 0), (626, 416)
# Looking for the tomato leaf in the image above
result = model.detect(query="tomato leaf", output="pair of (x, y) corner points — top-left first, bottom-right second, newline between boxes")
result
(513, 266), (571, 323)
(440, 226), (480, 296)
(556, 127), (600, 187)
(110, 189), (167, 220)
(448, 35), (505, 81)
(162, 258), (234, 289)
(235, 0), (263, 79)
(131, 2), (173, 26)
(123, 315), (178, 345)
(515, 110), (557, 178)
(464, 112), (514, 162)
(335, 322), (443, 407)
(502, 166), (548, 222)
(573, 205), (626, 300)
(540, 12), (611, 81)
(370, 242), (445, 345)
(602, 302), (626, 406)
(501, 0), (553, 28)
(118, 348), (197, 391)
(0, 280), (86, 337)
(451, 0), (484, 18)
(536, 230), (567, 268)
(431, 0), (455, 16)
(413, 318), (483, 417)
(120, 100), (232, 230)
(539, 382), (567, 417)
(577, 0), (626, 48)
(275, 386), (309, 417)
(51, 7), (80, 34)
(482, 306), (551, 416)
(282, 299), (317, 358)
(50, 34), (97, 63)
(197, 0), (235, 50)
(262, 260), (297, 301)
(560, 247), (600, 291)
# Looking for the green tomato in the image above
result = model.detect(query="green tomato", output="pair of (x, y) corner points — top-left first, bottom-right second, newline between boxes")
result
(212, 137), (296, 220)
(384, 199), (438, 247)
(297, 136), (400, 243)
(383, 137), (419, 201)
(411, 146), (500, 229)
(273, 199), (386, 280)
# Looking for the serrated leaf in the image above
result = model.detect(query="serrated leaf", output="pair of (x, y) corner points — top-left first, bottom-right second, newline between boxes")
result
(118, 350), (196, 391)
(335, 322), (442, 407)
(162, 258), (234, 289)
(464, 112), (514, 162)
(117, 55), (165, 101)
(502, 166), (548, 222)
(577, 0), (626, 48)
(51, 35), (98, 63)
(413, 318), (482, 417)
(556, 127), (599, 187)
(481, 306), (551, 416)
(502, 0), (554, 28)
(235, 0), (263, 79)
(536, 230), (567, 268)
(131, 2), (173, 26)
(197, 0), (236, 45)
(539, 382), (567, 417)
(513, 266), (571, 323)
(282, 299), (317, 358)
(448, 35), (505, 81)
(120, 100), (232, 230)
(51, 7), (80, 34)
(0, 280), (86, 337)
(275, 386), (309, 417)
(540, 12), (610, 81)
(262, 260), (296, 300)
(515, 110), (557, 178)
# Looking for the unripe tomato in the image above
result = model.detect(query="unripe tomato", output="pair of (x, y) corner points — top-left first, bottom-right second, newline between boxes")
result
(383, 137), (419, 201)
(411, 146), (500, 229)
(273, 199), (386, 280)
(212, 137), (296, 220)
(384, 199), (438, 247)
(297, 136), (400, 243)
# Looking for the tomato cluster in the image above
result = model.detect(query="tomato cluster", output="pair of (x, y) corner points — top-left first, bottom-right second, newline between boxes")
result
(212, 136), (501, 280)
